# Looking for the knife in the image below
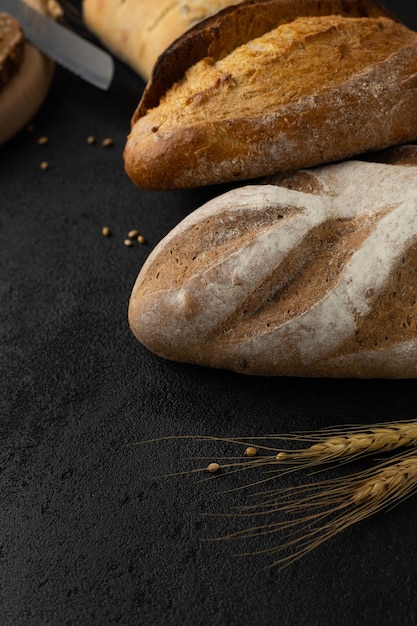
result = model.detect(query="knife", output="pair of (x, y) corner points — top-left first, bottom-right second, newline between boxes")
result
(0, 0), (114, 90)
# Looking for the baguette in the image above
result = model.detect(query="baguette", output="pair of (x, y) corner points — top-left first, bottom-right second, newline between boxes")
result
(123, 0), (417, 190)
(128, 146), (417, 378)
(82, 0), (239, 81)
(0, 0), (55, 145)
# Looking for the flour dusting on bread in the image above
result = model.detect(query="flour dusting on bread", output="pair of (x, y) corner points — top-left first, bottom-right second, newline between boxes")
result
(124, 5), (417, 189)
(129, 151), (417, 378)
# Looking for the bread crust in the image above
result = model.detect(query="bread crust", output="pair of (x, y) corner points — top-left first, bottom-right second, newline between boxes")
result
(124, 1), (417, 190)
(0, 0), (54, 145)
(137, 0), (395, 117)
(0, 13), (24, 89)
(128, 146), (417, 378)
(82, 0), (239, 81)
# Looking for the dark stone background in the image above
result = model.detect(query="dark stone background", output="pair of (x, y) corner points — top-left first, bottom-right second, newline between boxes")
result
(2, 2), (417, 624)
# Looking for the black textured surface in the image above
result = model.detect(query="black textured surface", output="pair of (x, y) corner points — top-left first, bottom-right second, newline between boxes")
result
(2, 2), (417, 624)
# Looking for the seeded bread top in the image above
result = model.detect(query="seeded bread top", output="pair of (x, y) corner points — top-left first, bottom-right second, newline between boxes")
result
(0, 13), (24, 91)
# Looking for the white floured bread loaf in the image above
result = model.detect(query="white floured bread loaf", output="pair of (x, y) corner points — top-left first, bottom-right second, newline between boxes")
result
(82, 0), (239, 81)
(124, 0), (417, 190)
(0, 0), (55, 145)
(128, 145), (417, 378)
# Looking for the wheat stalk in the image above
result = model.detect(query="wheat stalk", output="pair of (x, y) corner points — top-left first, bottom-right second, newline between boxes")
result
(140, 420), (417, 567)
(168, 421), (417, 481)
(210, 450), (417, 568)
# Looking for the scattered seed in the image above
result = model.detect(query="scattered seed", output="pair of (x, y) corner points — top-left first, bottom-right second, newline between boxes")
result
(124, 239), (134, 247)
(87, 135), (96, 145)
(102, 226), (111, 237)
(244, 446), (258, 457)
(207, 462), (220, 473)
(276, 451), (288, 461)
(101, 138), (114, 147)
(37, 136), (49, 145)
(128, 229), (140, 239)
(137, 235), (146, 245)
(40, 161), (49, 171)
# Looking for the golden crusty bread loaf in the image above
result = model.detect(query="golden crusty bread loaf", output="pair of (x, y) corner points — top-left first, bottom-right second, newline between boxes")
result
(82, 0), (239, 81)
(0, 0), (55, 145)
(128, 145), (417, 378)
(123, 0), (417, 190)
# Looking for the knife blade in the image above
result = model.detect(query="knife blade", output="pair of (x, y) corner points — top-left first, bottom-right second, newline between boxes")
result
(0, 0), (114, 90)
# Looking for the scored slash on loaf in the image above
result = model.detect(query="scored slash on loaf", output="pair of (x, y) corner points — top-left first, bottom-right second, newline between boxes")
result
(128, 146), (417, 378)
(123, 0), (417, 190)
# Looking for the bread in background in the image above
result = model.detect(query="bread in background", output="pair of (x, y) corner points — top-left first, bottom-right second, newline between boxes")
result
(0, 0), (55, 145)
(82, 0), (239, 81)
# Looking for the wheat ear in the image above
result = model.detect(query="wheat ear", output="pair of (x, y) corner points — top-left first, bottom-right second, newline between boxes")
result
(178, 421), (417, 480)
(139, 421), (417, 566)
(137, 422), (417, 488)
(274, 421), (417, 465)
(352, 454), (417, 504)
(211, 450), (417, 568)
